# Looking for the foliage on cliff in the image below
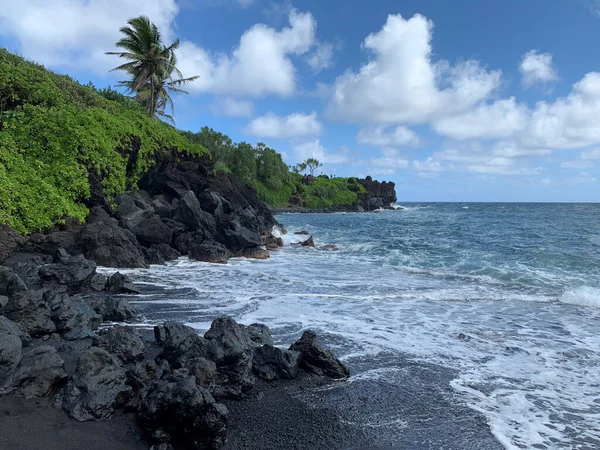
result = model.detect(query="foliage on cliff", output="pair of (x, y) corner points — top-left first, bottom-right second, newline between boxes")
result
(180, 127), (369, 208)
(0, 49), (206, 233)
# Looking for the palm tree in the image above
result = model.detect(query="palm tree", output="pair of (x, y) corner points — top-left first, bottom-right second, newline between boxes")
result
(106, 16), (198, 123)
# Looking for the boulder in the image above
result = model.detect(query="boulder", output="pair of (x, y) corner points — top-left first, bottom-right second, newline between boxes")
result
(173, 191), (217, 235)
(0, 316), (23, 387)
(137, 372), (228, 450)
(294, 231), (310, 235)
(3, 253), (49, 289)
(198, 191), (232, 215)
(188, 357), (218, 392)
(263, 234), (284, 250)
(154, 322), (198, 348)
(86, 273), (108, 292)
(173, 231), (207, 256)
(123, 212), (173, 246)
(11, 346), (67, 398)
(89, 295), (139, 322)
(80, 207), (147, 268)
(241, 247), (270, 260)
(61, 347), (131, 421)
(143, 244), (181, 265)
(0, 225), (23, 264)
(220, 219), (261, 252)
(0, 295), (7, 309)
(300, 236), (315, 248)
(319, 244), (338, 251)
(47, 292), (101, 340)
(253, 345), (301, 381)
(96, 326), (146, 363)
(38, 249), (97, 293)
(3, 290), (56, 336)
(107, 272), (140, 294)
(289, 330), (350, 379)
(151, 195), (175, 218)
(203, 317), (255, 399)
(246, 323), (274, 347)
(189, 241), (230, 264)
(114, 193), (142, 220)
(0, 266), (27, 296)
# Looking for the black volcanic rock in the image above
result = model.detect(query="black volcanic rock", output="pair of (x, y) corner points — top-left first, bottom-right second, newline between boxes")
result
(0, 316), (23, 387)
(137, 372), (228, 450)
(80, 207), (147, 268)
(11, 345), (67, 398)
(290, 330), (350, 379)
(253, 345), (301, 381)
(61, 347), (131, 421)
(3, 290), (55, 337)
(95, 326), (146, 363)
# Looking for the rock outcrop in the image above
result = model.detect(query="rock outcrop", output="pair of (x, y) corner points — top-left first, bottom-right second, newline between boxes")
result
(290, 330), (350, 379)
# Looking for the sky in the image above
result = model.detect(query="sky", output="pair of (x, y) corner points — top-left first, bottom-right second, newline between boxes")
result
(2, 0), (600, 202)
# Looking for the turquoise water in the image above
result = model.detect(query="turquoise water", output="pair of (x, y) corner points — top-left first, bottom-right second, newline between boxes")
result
(117, 203), (600, 449)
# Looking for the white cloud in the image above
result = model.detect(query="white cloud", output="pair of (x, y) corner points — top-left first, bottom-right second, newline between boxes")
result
(244, 112), (323, 138)
(433, 98), (527, 140)
(370, 148), (410, 170)
(178, 9), (317, 97)
(520, 50), (558, 88)
(306, 41), (336, 73)
(0, 3), (320, 98)
(292, 140), (349, 164)
(413, 149), (542, 176)
(561, 160), (595, 169)
(566, 172), (597, 184)
(0, 0), (179, 71)
(560, 147), (600, 169)
(210, 97), (254, 117)
(326, 14), (502, 124)
(580, 148), (600, 160)
(357, 126), (420, 147)
(433, 72), (600, 152)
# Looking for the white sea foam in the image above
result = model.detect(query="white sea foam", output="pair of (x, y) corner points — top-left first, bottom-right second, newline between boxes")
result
(559, 286), (600, 308)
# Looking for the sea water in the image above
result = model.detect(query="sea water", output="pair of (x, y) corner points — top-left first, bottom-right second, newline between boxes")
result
(112, 203), (600, 449)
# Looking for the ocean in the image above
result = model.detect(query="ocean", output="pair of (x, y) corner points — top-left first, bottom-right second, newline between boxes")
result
(112, 203), (600, 449)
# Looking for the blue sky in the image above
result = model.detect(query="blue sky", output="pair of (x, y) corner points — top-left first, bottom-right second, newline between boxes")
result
(2, 0), (600, 202)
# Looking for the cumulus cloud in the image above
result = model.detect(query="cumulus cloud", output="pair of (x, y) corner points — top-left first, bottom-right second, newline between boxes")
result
(433, 98), (527, 141)
(0, 0), (179, 71)
(369, 148), (410, 170)
(210, 97), (254, 118)
(520, 50), (558, 88)
(326, 14), (502, 124)
(357, 126), (420, 147)
(0, 2), (320, 97)
(412, 149), (542, 176)
(561, 147), (600, 169)
(244, 112), (323, 138)
(178, 9), (317, 97)
(306, 40), (340, 73)
(292, 140), (349, 164)
(433, 72), (600, 153)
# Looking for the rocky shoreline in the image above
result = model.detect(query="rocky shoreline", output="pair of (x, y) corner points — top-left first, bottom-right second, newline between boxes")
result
(0, 245), (350, 449)
(0, 149), (353, 450)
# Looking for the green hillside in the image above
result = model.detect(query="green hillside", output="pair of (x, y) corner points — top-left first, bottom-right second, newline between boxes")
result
(0, 49), (206, 233)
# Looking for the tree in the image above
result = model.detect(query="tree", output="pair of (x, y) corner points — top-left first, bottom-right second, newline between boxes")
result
(106, 16), (198, 123)
(256, 145), (290, 190)
(306, 158), (322, 175)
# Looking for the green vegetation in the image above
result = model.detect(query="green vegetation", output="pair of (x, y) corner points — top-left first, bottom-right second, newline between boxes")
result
(106, 16), (198, 123)
(181, 127), (366, 208)
(0, 49), (206, 234)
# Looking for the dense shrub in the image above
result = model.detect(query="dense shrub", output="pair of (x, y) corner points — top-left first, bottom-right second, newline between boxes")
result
(0, 49), (206, 233)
